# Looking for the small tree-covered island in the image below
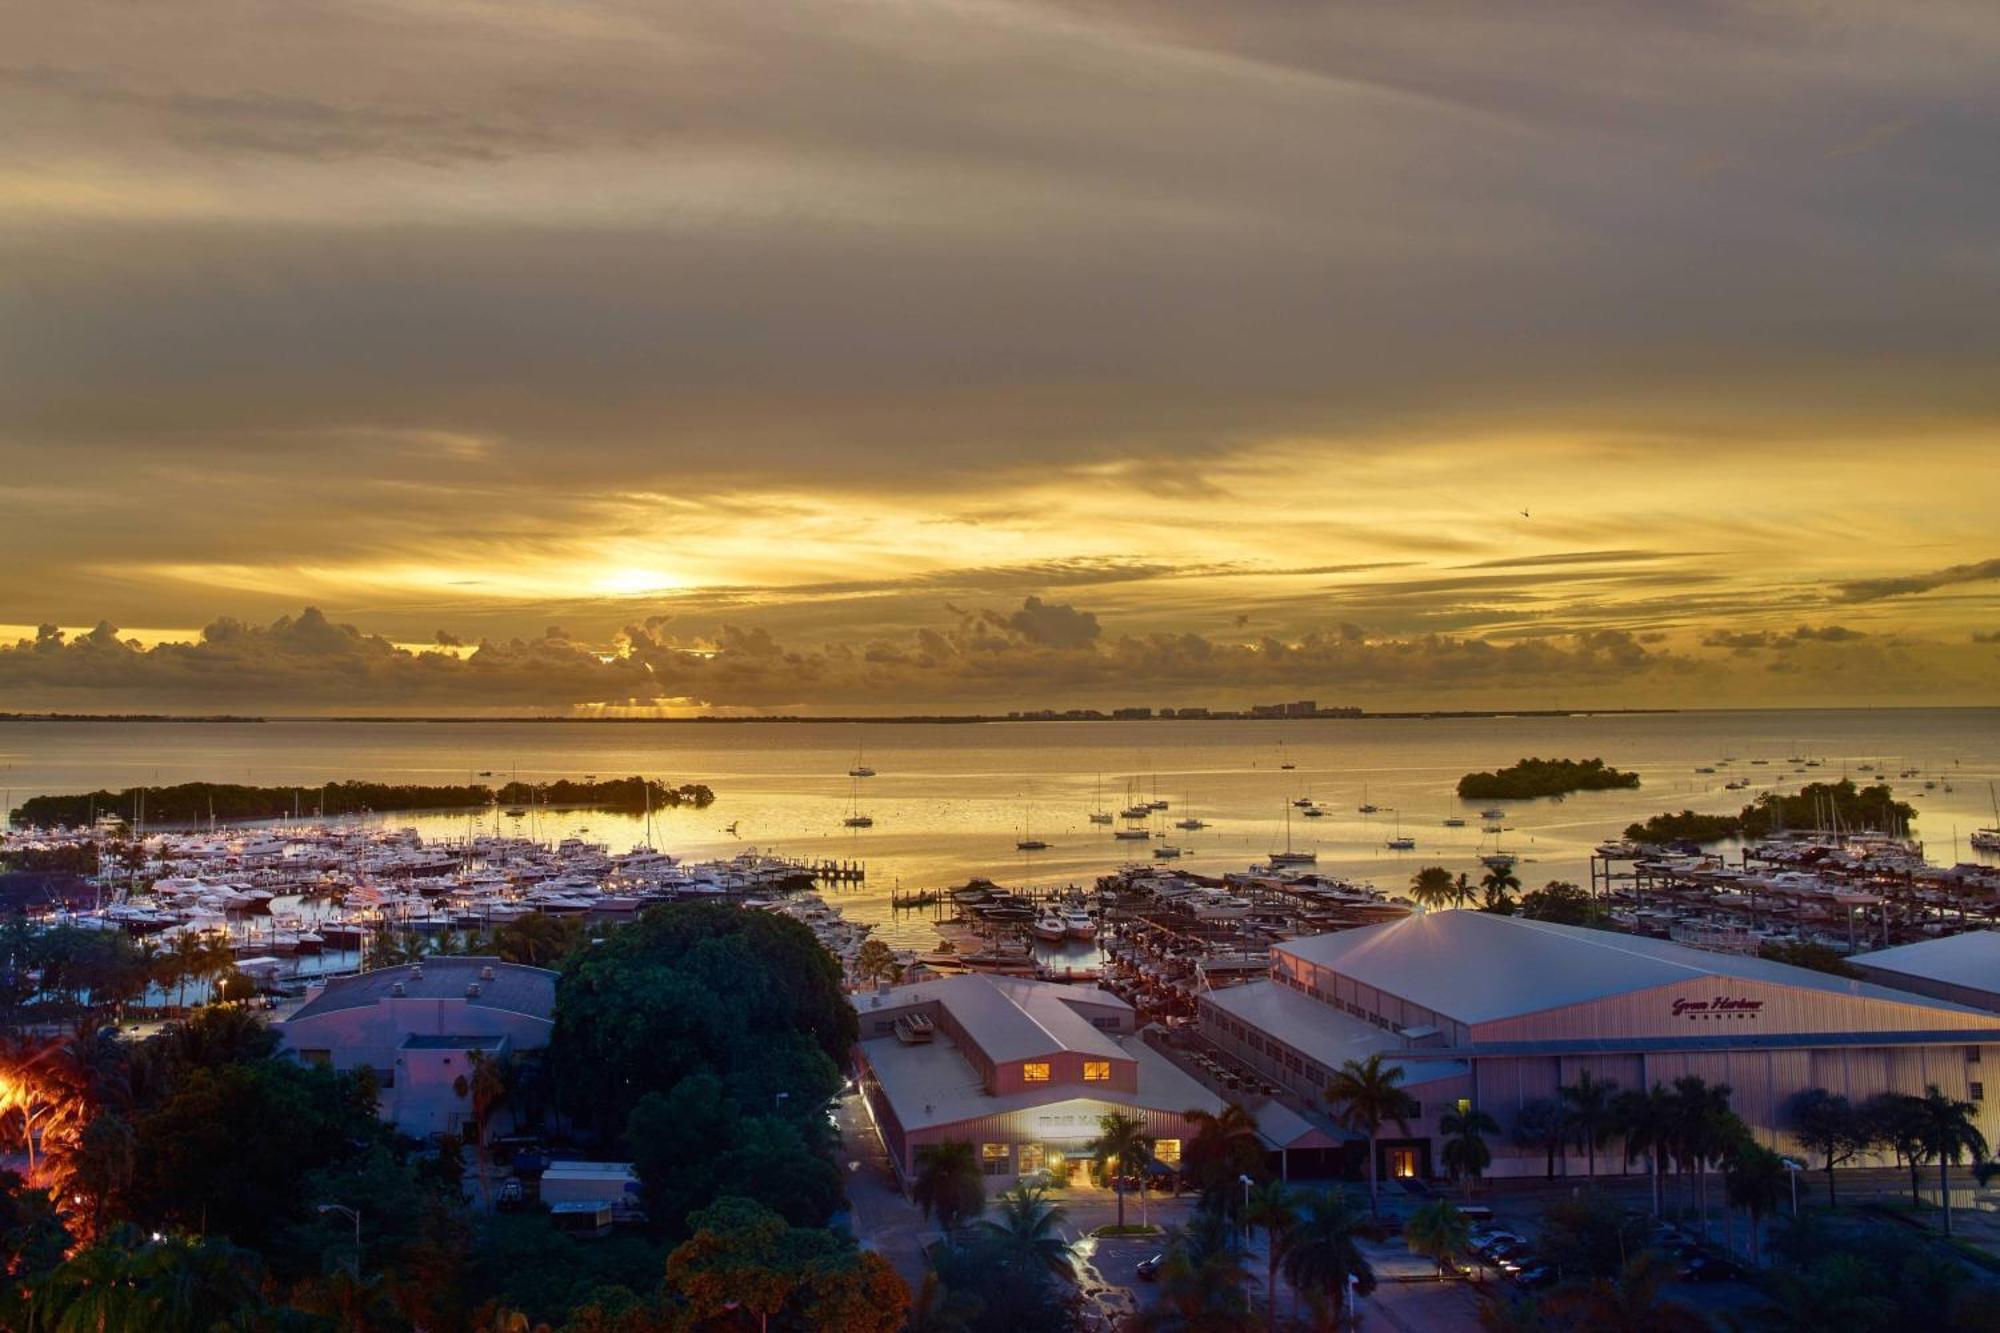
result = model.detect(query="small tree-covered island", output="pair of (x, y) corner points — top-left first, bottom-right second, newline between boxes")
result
(1455, 757), (1641, 800)
(1625, 779), (1918, 846)
(11, 776), (715, 828)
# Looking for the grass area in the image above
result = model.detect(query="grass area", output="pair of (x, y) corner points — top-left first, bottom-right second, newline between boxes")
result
(1092, 1224), (1163, 1237)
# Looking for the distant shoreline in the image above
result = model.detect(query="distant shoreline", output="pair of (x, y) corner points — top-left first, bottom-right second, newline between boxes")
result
(0, 708), (1685, 725)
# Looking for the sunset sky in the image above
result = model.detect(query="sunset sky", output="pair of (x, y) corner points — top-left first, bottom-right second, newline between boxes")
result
(2, 0), (1996, 713)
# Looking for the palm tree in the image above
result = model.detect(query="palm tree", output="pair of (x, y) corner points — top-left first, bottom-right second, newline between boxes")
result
(1089, 1110), (1154, 1231)
(913, 1141), (986, 1236)
(1279, 1190), (1376, 1332)
(1669, 1075), (1735, 1234)
(1439, 1105), (1498, 1199)
(1408, 866), (1457, 912)
(1559, 1071), (1619, 1178)
(1324, 1054), (1417, 1216)
(1510, 1099), (1569, 1181)
(1539, 1252), (1709, 1331)
(976, 1183), (1072, 1279)
(1133, 1207), (1259, 1333)
(1723, 1143), (1788, 1264)
(1403, 1199), (1469, 1280)
(1242, 1180), (1300, 1332)
(1451, 873), (1476, 909)
(1911, 1083), (1988, 1237)
(1479, 865), (1521, 913)
(1614, 1084), (1677, 1218)
(1182, 1103), (1266, 1198)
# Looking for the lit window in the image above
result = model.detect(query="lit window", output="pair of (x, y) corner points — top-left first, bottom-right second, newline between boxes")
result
(1018, 1144), (1045, 1172)
(1083, 1061), (1111, 1082)
(982, 1143), (1011, 1160)
(1023, 1062), (1051, 1083)
(1154, 1138), (1181, 1167)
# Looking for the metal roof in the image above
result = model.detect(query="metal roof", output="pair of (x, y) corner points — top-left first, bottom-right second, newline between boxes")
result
(287, 956), (557, 1023)
(399, 1034), (508, 1050)
(1852, 931), (2000, 996)
(878, 973), (1131, 1064)
(1276, 911), (1990, 1025)
(1200, 981), (1467, 1087)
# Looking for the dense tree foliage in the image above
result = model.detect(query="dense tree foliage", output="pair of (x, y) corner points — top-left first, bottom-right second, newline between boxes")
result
(1626, 779), (1917, 845)
(1457, 757), (1640, 800)
(1518, 881), (1604, 926)
(13, 776), (713, 828)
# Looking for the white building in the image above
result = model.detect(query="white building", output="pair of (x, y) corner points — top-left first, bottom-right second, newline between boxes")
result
(1199, 911), (2000, 1181)
(279, 956), (557, 1140)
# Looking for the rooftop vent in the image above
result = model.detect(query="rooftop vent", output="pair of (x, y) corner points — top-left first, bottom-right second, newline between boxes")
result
(466, 983), (482, 998)
(390, 982), (406, 996)
(480, 965), (496, 981)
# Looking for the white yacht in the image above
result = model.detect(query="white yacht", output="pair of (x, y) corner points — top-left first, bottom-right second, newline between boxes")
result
(1063, 907), (1097, 940)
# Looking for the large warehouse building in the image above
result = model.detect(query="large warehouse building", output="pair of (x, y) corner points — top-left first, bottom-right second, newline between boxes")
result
(854, 973), (1223, 1187)
(1198, 911), (2000, 1181)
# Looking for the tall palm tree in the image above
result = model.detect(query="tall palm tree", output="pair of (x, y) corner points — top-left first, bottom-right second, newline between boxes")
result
(1451, 873), (1476, 909)
(976, 1183), (1072, 1279)
(1559, 1071), (1619, 1179)
(1614, 1084), (1677, 1218)
(1510, 1099), (1569, 1181)
(912, 1141), (986, 1236)
(1669, 1076), (1735, 1235)
(1324, 1054), (1417, 1216)
(1911, 1083), (1988, 1237)
(1439, 1105), (1498, 1199)
(1241, 1180), (1300, 1332)
(1404, 1199), (1470, 1280)
(1479, 866), (1521, 913)
(1279, 1190), (1376, 1332)
(1722, 1143), (1788, 1264)
(1539, 1252), (1709, 1332)
(1408, 867), (1457, 912)
(1089, 1110), (1154, 1231)
(1182, 1103), (1266, 1199)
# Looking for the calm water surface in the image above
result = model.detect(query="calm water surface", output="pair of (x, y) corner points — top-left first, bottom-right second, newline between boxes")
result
(4, 710), (1997, 947)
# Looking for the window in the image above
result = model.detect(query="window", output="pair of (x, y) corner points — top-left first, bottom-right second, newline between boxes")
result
(1022, 1062), (1051, 1083)
(1083, 1060), (1112, 1082)
(1973, 1082), (1986, 1102)
(1456, 1098), (1472, 1116)
(1969, 1046), (1983, 1064)
(1018, 1143), (1045, 1172)
(1153, 1138), (1181, 1167)
(981, 1143), (1012, 1176)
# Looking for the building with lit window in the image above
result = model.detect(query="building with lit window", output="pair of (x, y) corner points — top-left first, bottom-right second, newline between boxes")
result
(1198, 911), (2000, 1182)
(853, 973), (1222, 1186)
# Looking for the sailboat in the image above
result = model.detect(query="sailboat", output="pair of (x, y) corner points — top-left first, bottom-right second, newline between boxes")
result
(1174, 790), (1206, 831)
(1268, 801), (1316, 865)
(1278, 740), (1296, 771)
(1385, 813), (1415, 851)
(841, 777), (873, 828)
(848, 742), (876, 778)
(1357, 783), (1379, 815)
(1015, 800), (1049, 851)
(1973, 783), (2000, 853)
(1089, 775), (1114, 824)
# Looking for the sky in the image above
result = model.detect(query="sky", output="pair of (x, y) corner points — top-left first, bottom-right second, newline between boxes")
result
(1, 0), (1996, 714)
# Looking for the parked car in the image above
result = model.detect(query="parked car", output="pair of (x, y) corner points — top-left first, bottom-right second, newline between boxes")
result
(1513, 1266), (1557, 1289)
(1136, 1254), (1164, 1281)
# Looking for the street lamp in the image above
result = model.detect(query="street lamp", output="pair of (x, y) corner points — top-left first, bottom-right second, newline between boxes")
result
(1239, 1173), (1254, 1245)
(773, 1091), (790, 1111)
(316, 1203), (362, 1276)
(1780, 1157), (1804, 1217)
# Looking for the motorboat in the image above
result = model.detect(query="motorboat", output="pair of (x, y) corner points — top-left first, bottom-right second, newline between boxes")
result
(1032, 913), (1068, 942)
(1063, 908), (1097, 940)
(1152, 844), (1183, 859)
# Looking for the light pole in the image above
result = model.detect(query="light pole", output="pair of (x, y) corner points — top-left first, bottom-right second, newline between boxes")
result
(773, 1091), (790, 1112)
(1239, 1173), (1254, 1248)
(1781, 1158), (1803, 1217)
(316, 1203), (361, 1277)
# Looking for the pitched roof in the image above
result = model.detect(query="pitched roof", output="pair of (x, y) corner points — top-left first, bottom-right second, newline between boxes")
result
(1277, 911), (1986, 1024)
(875, 973), (1131, 1064)
(286, 956), (557, 1023)
(1853, 931), (2000, 996)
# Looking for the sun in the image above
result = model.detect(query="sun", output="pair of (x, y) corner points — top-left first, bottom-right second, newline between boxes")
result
(594, 567), (684, 596)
